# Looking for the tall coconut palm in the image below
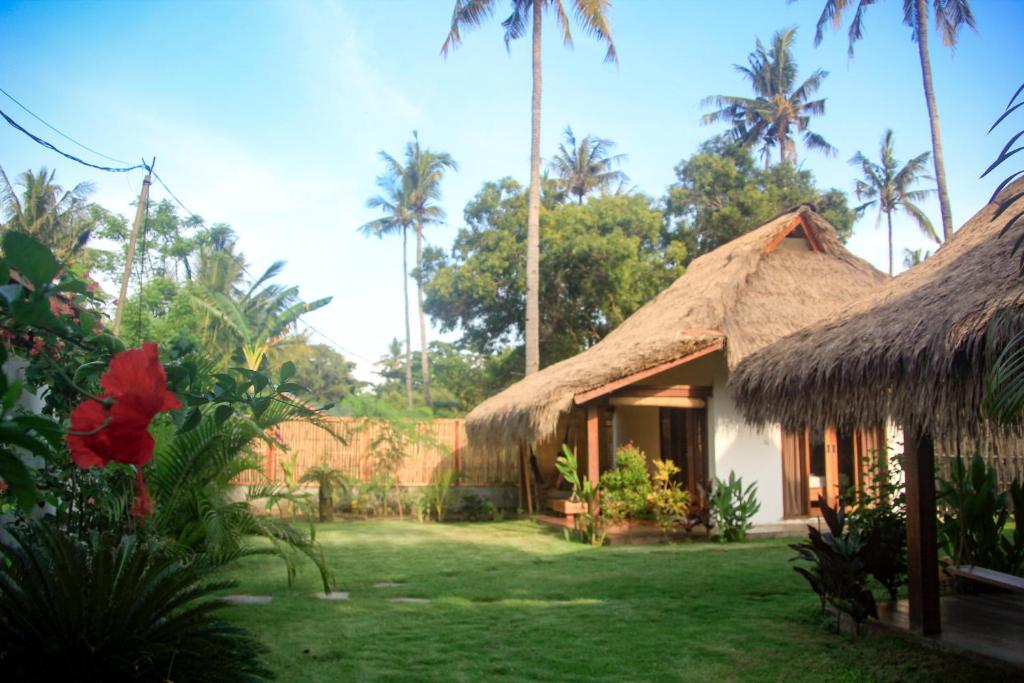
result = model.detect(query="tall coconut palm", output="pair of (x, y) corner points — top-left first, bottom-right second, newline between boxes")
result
(403, 133), (457, 407)
(0, 165), (96, 261)
(548, 126), (629, 203)
(703, 27), (835, 167)
(812, 0), (976, 242)
(850, 129), (937, 275)
(361, 152), (415, 408)
(442, 0), (617, 375)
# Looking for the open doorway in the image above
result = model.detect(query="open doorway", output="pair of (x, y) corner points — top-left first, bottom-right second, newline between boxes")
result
(658, 408), (707, 498)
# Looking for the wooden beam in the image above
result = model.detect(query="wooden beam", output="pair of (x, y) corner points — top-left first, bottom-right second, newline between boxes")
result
(824, 426), (839, 506)
(611, 385), (712, 399)
(574, 341), (724, 405)
(905, 429), (941, 635)
(763, 213), (822, 254)
(609, 396), (707, 409)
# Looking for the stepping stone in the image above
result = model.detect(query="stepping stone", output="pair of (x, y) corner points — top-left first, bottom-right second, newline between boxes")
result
(373, 582), (403, 588)
(221, 594), (273, 605)
(389, 597), (430, 604)
(313, 591), (350, 601)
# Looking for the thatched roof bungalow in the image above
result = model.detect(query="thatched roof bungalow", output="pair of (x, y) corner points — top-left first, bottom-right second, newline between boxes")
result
(730, 180), (1024, 635)
(466, 205), (888, 523)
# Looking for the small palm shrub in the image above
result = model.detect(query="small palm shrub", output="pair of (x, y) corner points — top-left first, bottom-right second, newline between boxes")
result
(710, 471), (760, 542)
(299, 463), (352, 522)
(419, 467), (457, 521)
(0, 524), (272, 682)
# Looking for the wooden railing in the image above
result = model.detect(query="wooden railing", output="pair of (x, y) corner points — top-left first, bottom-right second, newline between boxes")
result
(234, 417), (518, 487)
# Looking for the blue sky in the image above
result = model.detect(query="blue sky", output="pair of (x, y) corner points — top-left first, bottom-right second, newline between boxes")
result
(1, 0), (1020, 381)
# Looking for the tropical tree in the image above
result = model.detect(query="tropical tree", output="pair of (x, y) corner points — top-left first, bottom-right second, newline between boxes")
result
(0, 165), (97, 261)
(548, 126), (629, 203)
(812, 0), (976, 242)
(702, 27), (835, 167)
(850, 129), (937, 275)
(191, 262), (331, 371)
(442, 0), (617, 376)
(403, 133), (457, 407)
(361, 151), (415, 407)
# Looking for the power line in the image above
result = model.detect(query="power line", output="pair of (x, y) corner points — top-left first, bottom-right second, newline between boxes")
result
(152, 170), (202, 221)
(0, 86), (131, 165)
(299, 321), (378, 366)
(0, 106), (147, 174)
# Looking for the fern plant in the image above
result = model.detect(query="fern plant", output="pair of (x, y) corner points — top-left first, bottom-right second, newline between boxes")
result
(0, 523), (272, 682)
(149, 366), (338, 592)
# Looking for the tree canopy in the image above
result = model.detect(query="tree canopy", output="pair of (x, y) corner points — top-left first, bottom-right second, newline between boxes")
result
(423, 179), (684, 367)
(664, 136), (856, 261)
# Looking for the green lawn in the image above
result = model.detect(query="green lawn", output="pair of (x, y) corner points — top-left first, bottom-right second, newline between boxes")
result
(220, 520), (1010, 682)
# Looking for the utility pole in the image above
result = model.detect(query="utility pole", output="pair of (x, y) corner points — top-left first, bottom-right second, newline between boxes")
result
(112, 158), (155, 338)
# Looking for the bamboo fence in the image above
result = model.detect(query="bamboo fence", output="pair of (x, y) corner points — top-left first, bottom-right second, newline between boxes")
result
(235, 417), (519, 488)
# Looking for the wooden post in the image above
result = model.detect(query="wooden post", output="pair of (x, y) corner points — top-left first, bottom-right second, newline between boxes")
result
(587, 405), (600, 515)
(520, 443), (533, 515)
(453, 421), (462, 486)
(112, 159), (155, 337)
(905, 428), (941, 635)
(824, 426), (840, 506)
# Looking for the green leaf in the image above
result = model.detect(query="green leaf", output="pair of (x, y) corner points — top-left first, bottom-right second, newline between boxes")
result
(277, 382), (307, 396)
(2, 232), (61, 287)
(214, 404), (234, 426)
(252, 396), (272, 420)
(177, 407), (203, 434)
(0, 449), (39, 510)
(279, 361), (296, 383)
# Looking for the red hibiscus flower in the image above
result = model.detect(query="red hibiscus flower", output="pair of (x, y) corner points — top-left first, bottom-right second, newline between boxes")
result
(67, 343), (181, 469)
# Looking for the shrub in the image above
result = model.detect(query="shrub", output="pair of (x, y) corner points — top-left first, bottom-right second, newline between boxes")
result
(419, 468), (457, 522)
(599, 443), (652, 521)
(790, 497), (879, 634)
(842, 448), (907, 600)
(555, 444), (604, 545)
(459, 493), (497, 521)
(646, 459), (690, 538)
(0, 524), (272, 682)
(937, 453), (1024, 577)
(710, 471), (760, 542)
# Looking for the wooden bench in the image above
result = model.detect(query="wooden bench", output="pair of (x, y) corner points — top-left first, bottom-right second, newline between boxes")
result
(549, 498), (588, 523)
(947, 565), (1024, 592)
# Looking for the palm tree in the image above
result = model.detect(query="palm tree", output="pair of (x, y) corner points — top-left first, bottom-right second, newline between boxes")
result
(902, 247), (930, 268)
(361, 152), (415, 408)
(442, 0), (617, 376)
(548, 126), (629, 203)
(703, 27), (835, 167)
(0, 166), (96, 261)
(299, 464), (352, 522)
(812, 0), (976, 242)
(191, 262), (332, 370)
(850, 129), (937, 275)
(403, 133), (457, 407)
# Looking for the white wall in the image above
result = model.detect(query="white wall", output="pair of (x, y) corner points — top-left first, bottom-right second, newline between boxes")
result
(706, 356), (784, 525)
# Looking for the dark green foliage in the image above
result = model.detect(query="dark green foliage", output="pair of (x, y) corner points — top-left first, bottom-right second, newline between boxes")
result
(0, 524), (272, 682)
(458, 493), (497, 521)
(710, 471), (761, 542)
(790, 497), (879, 632)
(937, 453), (1023, 576)
(299, 464), (352, 522)
(598, 443), (653, 521)
(842, 449), (907, 600)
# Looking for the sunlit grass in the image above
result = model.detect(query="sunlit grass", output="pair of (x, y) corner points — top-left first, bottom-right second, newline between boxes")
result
(220, 520), (1009, 682)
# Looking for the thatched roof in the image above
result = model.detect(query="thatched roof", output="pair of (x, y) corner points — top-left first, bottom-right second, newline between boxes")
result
(466, 206), (889, 447)
(731, 179), (1024, 439)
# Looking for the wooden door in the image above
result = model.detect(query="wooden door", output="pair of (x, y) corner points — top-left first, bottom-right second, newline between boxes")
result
(781, 429), (809, 518)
